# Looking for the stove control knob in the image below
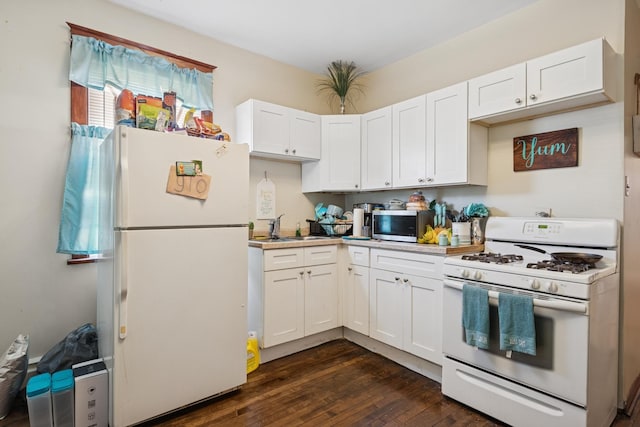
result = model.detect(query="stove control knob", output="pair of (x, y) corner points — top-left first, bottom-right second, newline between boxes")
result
(528, 279), (540, 290)
(460, 269), (470, 278)
(547, 282), (559, 293)
(473, 271), (483, 280)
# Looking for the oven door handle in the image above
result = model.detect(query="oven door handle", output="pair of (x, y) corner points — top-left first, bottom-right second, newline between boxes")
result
(443, 280), (588, 314)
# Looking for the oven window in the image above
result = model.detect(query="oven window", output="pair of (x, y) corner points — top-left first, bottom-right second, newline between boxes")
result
(463, 305), (555, 370)
(374, 215), (417, 236)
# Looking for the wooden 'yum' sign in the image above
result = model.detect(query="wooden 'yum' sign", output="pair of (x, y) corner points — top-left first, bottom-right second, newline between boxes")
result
(513, 128), (578, 172)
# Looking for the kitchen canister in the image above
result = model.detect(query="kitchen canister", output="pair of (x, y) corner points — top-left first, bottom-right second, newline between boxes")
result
(26, 372), (53, 427)
(471, 217), (487, 244)
(51, 369), (74, 427)
(452, 222), (471, 245)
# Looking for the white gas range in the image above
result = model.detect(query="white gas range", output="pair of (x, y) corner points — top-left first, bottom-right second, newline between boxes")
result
(441, 217), (620, 427)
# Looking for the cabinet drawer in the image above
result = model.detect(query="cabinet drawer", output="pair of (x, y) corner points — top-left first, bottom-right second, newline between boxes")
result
(370, 248), (443, 279)
(347, 246), (370, 267)
(304, 245), (337, 266)
(264, 248), (304, 271)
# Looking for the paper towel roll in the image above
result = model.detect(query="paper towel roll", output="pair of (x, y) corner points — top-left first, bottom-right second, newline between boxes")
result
(353, 208), (364, 237)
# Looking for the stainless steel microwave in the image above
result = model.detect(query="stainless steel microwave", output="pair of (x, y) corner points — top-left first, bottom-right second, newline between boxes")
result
(372, 210), (433, 243)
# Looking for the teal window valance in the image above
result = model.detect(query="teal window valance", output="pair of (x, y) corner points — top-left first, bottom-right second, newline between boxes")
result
(69, 35), (213, 110)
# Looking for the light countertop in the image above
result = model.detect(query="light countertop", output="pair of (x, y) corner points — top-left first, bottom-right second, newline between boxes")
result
(248, 236), (483, 255)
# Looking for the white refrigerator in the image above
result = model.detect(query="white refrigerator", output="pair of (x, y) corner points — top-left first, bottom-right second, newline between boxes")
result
(97, 126), (249, 427)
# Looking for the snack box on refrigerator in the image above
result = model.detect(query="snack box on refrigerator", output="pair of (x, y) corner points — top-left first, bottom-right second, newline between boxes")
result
(72, 359), (108, 427)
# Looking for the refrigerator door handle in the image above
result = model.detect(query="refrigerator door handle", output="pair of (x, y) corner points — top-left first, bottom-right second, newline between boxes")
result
(118, 133), (130, 227)
(119, 232), (129, 339)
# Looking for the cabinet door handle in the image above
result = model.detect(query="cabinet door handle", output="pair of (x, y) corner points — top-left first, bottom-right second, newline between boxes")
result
(529, 94), (537, 101)
(426, 177), (434, 183)
(385, 181), (390, 186)
(515, 97), (522, 104)
(299, 271), (304, 276)
(307, 270), (312, 275)
(403, 278), (409, 283)
(354, 184), (359, 189)
(284, 148), (289, 154)
(292, 149), (296, 155)
(394, 277), (401, 281)
(347, 267), (353, 272)
(418, 178), (425, 183)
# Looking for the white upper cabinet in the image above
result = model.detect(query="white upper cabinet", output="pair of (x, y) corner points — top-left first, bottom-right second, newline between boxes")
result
(236, 99), (321, 161)
(302, 115), (361, 192)
(392, 95), (427, 188)
(468, 63), (526, 119)
(426, 82), (487, 186)
(361, 106), (393, 191)
(469, 38), (616, 124)
(290, 109), (322, 159)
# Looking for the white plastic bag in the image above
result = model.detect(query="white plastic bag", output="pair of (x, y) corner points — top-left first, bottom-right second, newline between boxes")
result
(0, 334), (29, 419)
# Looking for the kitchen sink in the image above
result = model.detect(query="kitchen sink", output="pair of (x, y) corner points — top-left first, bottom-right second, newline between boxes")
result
(273, 236), (337, 241)
(251, 236), (337, 242)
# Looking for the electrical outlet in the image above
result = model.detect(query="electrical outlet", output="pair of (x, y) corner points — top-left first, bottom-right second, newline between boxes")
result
(534, 208), (552, 218)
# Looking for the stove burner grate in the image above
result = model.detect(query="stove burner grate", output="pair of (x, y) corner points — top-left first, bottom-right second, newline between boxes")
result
(526, 260), (592, 274)
(461, 253), (523, 264)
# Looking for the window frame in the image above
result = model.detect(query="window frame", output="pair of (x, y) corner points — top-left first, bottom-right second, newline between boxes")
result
(68, 22), (216, 124)
(66, 23), (216, 263)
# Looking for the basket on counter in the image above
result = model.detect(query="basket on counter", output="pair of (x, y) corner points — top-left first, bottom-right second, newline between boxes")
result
(308, 220), (353, 236)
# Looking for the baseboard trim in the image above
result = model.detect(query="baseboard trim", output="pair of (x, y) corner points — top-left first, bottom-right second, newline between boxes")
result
(259, 328), (344, 363)
(343, 329), (442, 384)
(624, 373), (640, 415)
(257, 327), (442, 385)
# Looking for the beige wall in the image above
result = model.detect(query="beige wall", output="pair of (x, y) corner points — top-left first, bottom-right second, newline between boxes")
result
(360, 0), (625, 112)
(0, 0), (332, 359)
(1, 0), (637, 407)
(623, 0), (640, 407)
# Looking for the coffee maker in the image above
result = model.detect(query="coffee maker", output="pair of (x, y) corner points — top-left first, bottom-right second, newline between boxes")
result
(353, 203), (385, 237)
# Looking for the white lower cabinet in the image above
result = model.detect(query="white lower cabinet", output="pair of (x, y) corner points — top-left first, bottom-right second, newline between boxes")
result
(403, 275), (443, 362)
(263, 267), (305, 347)
(304, 263), (339, 336)
(343, 246), (370, 336)
(369, 268), (405, 348)
(249, 245), (338, 348)
(368, 249), (443, 364)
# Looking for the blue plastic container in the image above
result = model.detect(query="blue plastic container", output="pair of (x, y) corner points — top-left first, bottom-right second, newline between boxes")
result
(52, 369), (74, 427)
(26, 373), (53, 427)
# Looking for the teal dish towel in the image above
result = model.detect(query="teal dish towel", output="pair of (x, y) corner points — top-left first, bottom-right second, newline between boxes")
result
(498, 293), (536, 356)
(462, 284), (489, 349)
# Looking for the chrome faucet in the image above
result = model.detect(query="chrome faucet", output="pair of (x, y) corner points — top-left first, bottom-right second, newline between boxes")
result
(269, 213), (285, 239)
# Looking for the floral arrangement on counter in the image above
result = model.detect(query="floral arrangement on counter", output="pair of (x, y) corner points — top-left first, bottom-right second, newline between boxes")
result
(454, 203), (490, 222)
(417, 202), (489, 245)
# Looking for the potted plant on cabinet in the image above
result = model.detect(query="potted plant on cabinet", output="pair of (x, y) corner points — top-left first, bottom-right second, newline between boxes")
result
(317, 60), (366, 114)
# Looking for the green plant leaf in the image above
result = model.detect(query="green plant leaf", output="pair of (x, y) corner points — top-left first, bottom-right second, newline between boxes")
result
(317, 60), (366, 113)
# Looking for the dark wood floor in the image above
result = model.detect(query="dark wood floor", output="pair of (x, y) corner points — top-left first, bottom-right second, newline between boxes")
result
(1, 339), (638, 426)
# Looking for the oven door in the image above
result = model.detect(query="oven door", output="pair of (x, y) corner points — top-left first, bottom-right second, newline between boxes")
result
(442, 277), (589, 406)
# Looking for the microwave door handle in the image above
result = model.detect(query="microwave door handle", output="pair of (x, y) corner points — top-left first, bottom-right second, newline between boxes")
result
(443, 280), (587, 314)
